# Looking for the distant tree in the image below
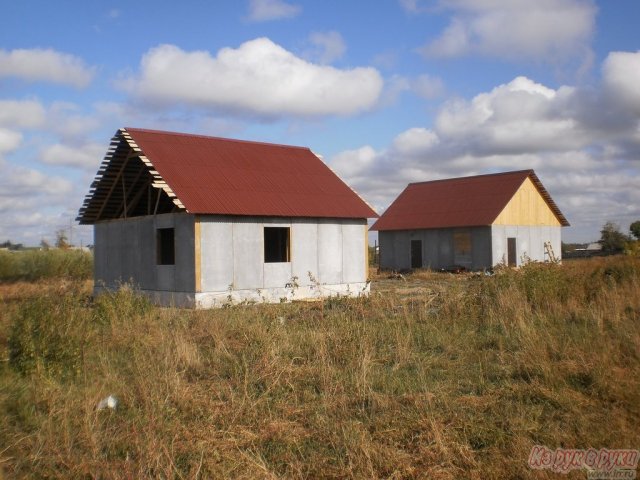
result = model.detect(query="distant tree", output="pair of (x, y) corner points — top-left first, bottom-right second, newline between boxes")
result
(0, 240), (23, 250)
(599, 221), (629, 253)
(55, 230), (70, 249)
(630, 221), (640, 240)
(40, 239), (51, 250)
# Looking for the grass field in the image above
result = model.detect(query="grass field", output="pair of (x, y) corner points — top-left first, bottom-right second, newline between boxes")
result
(0, 252), (639, 479)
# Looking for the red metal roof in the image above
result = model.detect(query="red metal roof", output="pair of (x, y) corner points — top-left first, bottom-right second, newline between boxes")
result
(371, 170), (569, 231)
(80, 128), (377, 223)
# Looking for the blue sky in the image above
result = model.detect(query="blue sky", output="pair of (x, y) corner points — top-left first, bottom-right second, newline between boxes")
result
(1, 0), (639, 246)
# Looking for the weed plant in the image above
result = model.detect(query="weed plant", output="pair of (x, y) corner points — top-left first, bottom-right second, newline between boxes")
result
(0, 257), (638, 478)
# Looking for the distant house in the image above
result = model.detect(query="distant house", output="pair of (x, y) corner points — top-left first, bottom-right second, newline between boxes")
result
(371, 170), (569, 271)
(77, 128), (377, 307)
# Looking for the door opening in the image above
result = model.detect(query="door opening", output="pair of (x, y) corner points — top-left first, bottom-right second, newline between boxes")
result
(411, 240), (422, 269)
(507, 237), (517, 266)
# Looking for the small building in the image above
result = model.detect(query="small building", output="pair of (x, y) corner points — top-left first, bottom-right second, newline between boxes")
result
(77, 128), (377, 307)
(371, 170), (569, 271)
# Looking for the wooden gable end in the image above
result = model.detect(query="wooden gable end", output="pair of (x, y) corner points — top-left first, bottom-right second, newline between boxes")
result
(77, 129), (183, 225)
(493, 177), (562, 226)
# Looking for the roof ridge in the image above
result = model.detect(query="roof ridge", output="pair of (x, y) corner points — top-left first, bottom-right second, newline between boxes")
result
(408, 169), (533, 186)
(124, 127), (311, 152)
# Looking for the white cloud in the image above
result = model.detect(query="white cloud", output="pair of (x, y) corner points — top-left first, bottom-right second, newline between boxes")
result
(307, 31), (346, 64)
(120, 38), (383, 117)
(0, 128), (23, 154)
(331, 146), (378, 178)
(46, 101), (105, 140)
(421, 0), (596, 64)
(398, 0), (429, 13)
(246, 0), (301, 21)
(410, 74), (445, 99)
(382, 74), (444, 106)
(434, 76), (588, 154)
(602, 50), (640, 115)
(0, 48), (95, 88)
(329, 55), (640, 242)
(0, 150), (78, 243)
(0, 164), (73, 198)
(0, 99), (46, 128)
(40, 143), (105, 170)
(392, 128), (439, 155)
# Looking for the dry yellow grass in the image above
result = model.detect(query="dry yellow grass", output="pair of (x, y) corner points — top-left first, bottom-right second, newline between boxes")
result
(0, 256), (638, 479)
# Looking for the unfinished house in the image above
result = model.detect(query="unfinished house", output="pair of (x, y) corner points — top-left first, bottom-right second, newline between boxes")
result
(77, 128), (377, 307)
(371, 170), (569, 271)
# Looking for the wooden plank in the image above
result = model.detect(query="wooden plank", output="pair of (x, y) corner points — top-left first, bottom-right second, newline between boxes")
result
(93, 144), (132, 221)
(118, 163), (149, 218)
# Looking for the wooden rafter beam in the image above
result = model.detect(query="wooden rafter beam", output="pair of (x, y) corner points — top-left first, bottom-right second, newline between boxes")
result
(118, 163), (150, 218)
(93, 146), (136, 221)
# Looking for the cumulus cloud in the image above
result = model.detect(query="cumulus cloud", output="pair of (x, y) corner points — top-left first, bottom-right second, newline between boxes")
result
(0, 146), (78, 242)
(392, 128), (439, 155)
(120, 38), (383, 117)
(0, 165), (73, 198)
(329, 54), (640, 242)
(306, 31), (346, 64)
(40, 143), (105, 170)
(602, 50), (640, 115)
(331, 146), (378, 178)
(0, 128), (23, 154)
(435, 76), (590, 154)
(0, 48), (95, 88)
(420, 0), (596, 64)
(246, 0), (301, 21)
(0, 99), (46, 128)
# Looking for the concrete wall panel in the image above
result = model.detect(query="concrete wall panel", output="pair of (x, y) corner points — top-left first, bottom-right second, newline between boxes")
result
(291, 220), (318, 286)
(380, 226), (504, 271)
(93, 223), (108, 287)
(94, 213), (195, 292)
(471, 227), (492, 269)
(232, 221), (263, 289)
(318, 221), (343, 284)
(263, 262), (293, 289)
(200, 218), (234, 292)
(137, 219), (156, 289)
(105, 221), (123, 285)
(491, 225), (563, 266)
(342, 222), (366, 283)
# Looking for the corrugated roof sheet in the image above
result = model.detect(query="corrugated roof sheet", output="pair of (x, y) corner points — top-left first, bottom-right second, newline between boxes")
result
(78, 128), (377, 224)
(371, 170), (569, 231)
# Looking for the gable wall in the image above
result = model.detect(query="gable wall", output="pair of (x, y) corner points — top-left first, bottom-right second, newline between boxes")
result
(493, 177), (562, 226)
(94, 212), (195, 294)
(491, 225), (562, 266)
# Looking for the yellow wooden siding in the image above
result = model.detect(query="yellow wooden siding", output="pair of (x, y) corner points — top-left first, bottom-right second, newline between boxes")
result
(493, 177), (562, 226)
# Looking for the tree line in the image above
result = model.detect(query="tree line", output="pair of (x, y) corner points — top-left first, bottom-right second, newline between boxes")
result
(599, 220), (640, 253)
